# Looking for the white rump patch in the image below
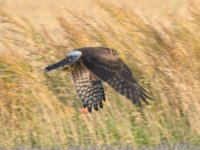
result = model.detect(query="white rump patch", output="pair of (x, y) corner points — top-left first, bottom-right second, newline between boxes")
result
(66, 50), (82, 64)
(68, 50), (82, 57)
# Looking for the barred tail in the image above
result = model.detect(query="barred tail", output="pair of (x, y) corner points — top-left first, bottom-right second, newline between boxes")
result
(45, 50), (82, 72)
(45, 57), (70, 72)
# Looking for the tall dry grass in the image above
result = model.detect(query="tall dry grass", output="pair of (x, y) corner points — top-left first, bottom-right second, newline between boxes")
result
(0, 1), (200, 149)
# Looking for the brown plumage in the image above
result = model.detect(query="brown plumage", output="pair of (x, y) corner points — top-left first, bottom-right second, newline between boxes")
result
(45, 47), (151, 112)
(71, 62), (105, 112)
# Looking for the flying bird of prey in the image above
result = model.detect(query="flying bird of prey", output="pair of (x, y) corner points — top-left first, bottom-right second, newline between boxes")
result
(45, 47), (151, 112)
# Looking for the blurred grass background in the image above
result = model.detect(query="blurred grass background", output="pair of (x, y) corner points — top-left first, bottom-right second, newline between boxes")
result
(0, 0), (200, 149)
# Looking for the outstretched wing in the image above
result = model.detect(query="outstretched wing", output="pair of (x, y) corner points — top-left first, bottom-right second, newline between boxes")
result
(71, 62), (105, 112)
(79, 47), (151, 107)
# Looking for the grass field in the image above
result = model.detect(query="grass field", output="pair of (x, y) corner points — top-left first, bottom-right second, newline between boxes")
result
(0, 0), (200, 149)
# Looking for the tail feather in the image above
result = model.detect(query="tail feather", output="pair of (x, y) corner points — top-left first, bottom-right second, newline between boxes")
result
(45, 58), (69, 72)
(45, 51), (82, 72)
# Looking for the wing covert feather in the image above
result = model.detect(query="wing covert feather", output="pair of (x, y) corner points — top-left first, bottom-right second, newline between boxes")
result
(80, 48), (150, 106)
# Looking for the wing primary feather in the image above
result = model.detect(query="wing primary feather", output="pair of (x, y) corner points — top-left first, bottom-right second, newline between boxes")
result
(87, 100), (93, 112)
(133, 87), (140, 106)
(141, 89), (153, 100)
(79, 47), (152, 106)
(71, 62), (106, 112)
(140, 93), (150, 105)
(83, 99), (88, 108)
(99, 100), (103, 108)
(101, 86), (106, 101)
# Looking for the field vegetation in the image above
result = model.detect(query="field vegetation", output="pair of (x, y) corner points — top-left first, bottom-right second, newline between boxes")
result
(0, 1), (200, 149)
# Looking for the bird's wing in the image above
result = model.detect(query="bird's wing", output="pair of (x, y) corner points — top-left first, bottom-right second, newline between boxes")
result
(80, 48), (150, 107)
(71, 62), (105, 112)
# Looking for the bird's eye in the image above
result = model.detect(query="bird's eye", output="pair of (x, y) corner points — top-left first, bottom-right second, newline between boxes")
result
(110, 49), (118, 56)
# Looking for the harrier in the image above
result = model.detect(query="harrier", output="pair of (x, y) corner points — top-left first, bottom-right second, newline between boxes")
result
(45, 47), (151, 112)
